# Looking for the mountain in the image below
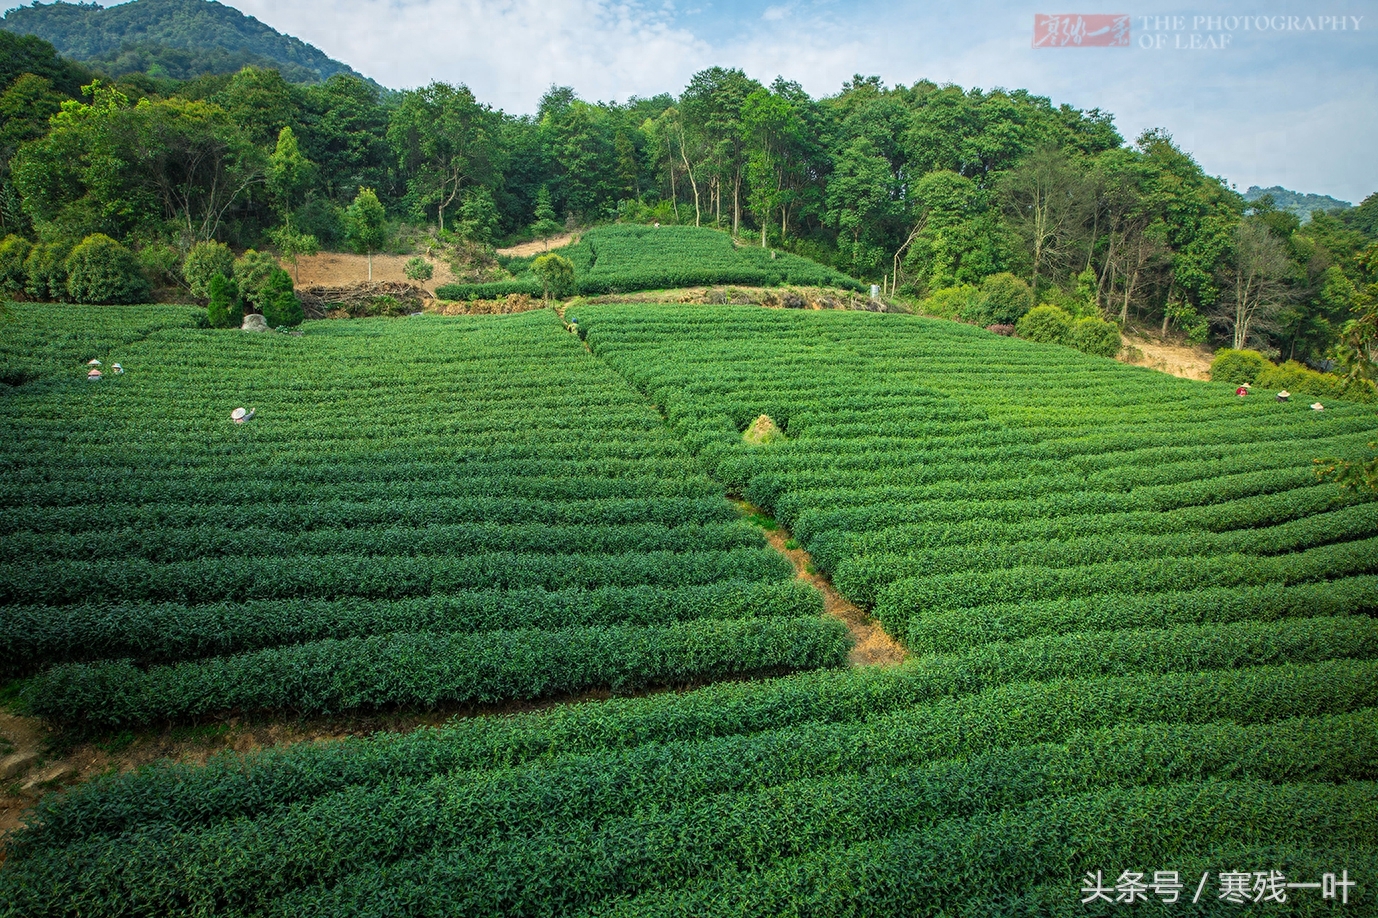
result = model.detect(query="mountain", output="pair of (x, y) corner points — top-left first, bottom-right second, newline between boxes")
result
(0, 0), (380, 87)
(1244, 185), (1352, 223)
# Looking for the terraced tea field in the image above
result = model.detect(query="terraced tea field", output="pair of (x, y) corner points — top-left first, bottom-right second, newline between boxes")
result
(436, 224), (864, 300)
(2, 302), (1376, 915)
(0, 304), (843, 730)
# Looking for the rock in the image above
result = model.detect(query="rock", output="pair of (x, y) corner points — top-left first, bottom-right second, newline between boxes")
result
(21, 762), (73, 791)
(0, 751), (38, 780)
(241, 313), (269, 332)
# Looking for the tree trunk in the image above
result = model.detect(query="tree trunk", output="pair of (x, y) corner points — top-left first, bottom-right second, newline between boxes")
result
(680, 147), (701, 227)
(733, 172), (741, 237)
(368, 251), (373, 281)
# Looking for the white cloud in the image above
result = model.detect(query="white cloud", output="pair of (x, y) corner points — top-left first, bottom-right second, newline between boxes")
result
(761, 5), (790, 22)
(227, 0), (711, 111)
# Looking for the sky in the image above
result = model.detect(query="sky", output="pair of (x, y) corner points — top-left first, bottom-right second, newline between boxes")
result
(57, 0), (1378, 203)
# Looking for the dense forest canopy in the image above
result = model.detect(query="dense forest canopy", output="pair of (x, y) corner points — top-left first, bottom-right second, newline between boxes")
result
(0, 0), (376, 85)
(1, 28), (1375, 368)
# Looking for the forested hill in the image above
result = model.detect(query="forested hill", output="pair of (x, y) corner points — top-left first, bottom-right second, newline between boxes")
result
(0, 0), (378, 86)
(1244, 185), (1351, 223)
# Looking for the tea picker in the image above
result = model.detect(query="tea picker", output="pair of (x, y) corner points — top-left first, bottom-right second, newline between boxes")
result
(231, 407), (256, 424)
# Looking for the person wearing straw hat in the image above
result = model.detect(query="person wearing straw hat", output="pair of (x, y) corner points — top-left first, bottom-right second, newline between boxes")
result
(1276, 390), (1289, 402)
(231, 407), (256, 424)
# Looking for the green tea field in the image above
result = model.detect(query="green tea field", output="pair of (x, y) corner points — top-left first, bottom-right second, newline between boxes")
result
(436, 224), (865, 299)
(1, 302), (1376, 915)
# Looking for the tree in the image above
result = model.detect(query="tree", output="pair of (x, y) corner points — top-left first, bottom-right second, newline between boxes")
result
(457, 186), (499, 243)
(825, 136), (895, 276)
(259, 267), (303, 327)
(532, 253), (574, 300)
(1212, 219), (1291, 349)
(205, 272), (242, 328)
(1000, 145), (1092, 292)
(344, 187), (386, 280)
(388, 82), (500, 233)
(267, 223), (319, 284)
(266, 125), (316, 220)
(12, 81), (264, 246)
(530, 186), (561, 249)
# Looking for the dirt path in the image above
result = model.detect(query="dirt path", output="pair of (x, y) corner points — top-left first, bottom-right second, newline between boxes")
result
(496, 234), (576, 257)
(735, 502), (906, 667)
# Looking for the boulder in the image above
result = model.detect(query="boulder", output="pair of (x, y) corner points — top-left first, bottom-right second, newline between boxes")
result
(241, 313), (269, 332)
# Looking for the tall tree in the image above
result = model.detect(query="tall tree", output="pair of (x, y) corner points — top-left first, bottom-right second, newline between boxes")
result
(389, 82), (500, 233)
(1212, 218), (1292, 349)
(344, 186), (386, 280)
(999, 145), (1092, 292)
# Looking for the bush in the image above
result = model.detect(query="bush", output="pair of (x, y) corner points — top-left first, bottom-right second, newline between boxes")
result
(1068, 316), (1122, 357)
(533, 253), (576, 299)
(1256, 359), (1376, 402)
(233, 249), (279, 312)
(920, 284), (977, 320)
(22, 242), (70, 300)
(259, 267), (303, 327)
(205, 273), (242, 329)
(182, 241), (236, 300)
(64, 234), (151, 304)
(963, 273), (1034, 326)
(0, 234), (32, 297)
(1015, 304), (1073, 345)
(136, 242), (181, 289)
(1209, 348), (1271, 386)
(404, 256), (434, 282)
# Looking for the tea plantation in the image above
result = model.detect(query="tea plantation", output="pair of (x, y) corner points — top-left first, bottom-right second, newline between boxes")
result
(435, 224), (865, 299)
(2, 303), (1376, 915)
(0, 304), (844, 729)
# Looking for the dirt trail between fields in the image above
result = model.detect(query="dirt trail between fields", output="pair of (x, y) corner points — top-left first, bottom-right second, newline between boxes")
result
(735, 502), (907, 667)
(496, 234), (576, 256)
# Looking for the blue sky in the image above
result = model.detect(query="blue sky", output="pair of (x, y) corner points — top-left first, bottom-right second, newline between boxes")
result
(47, 0), (1378, 203)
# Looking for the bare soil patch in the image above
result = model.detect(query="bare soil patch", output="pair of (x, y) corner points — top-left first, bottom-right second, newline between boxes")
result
(736, 501), (907, 668)
(496, 234), (576, 257)
(1120, 333), (1214, 381)
(291, 252), (459, 294)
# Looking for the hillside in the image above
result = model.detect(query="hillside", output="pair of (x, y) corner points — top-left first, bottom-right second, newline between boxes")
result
(1, 304), (1375, 912)
(0, 0), (378, 86)
(1244, 184), (1351, 222)
(437, 225), (866, 300)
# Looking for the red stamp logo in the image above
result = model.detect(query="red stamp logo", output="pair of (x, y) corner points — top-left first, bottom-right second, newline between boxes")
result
(1033, 14), (1132, 47)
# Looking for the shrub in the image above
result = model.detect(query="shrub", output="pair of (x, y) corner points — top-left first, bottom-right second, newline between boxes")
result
(963, 273), (1034, 326)
(136, 242), (181, 289)
(1068, 316), (1122, 357)
(22, 242), (70, 300)
(64, 234), (151, 304)
(233, 249), (279, 312)
(533, 253), (576, 299)
(921, 284), (977, 320)
(1257, 359), (1375, 402)
(1209, 348), (1271, 386)
(404, 256), (434, 282)
(182, 241), (236, 300)
(0, 234), (32, 297)
(1015, 304), (1073, 345)
(205, 273), (243, 329)
(259, 268), (303, 327)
